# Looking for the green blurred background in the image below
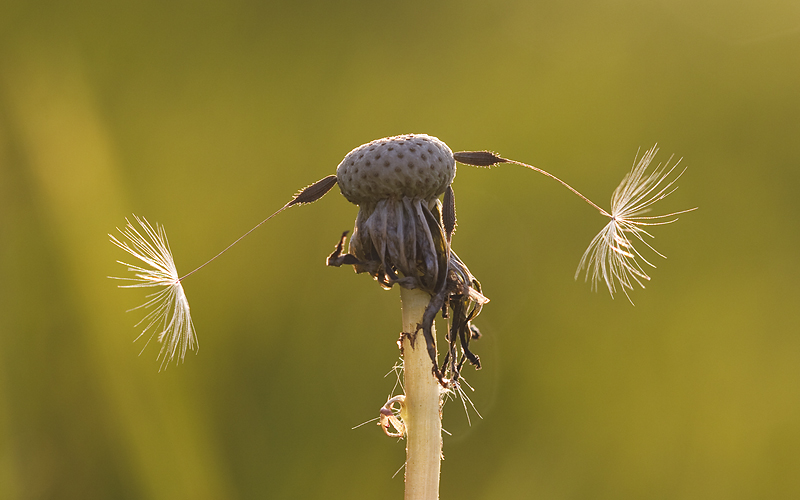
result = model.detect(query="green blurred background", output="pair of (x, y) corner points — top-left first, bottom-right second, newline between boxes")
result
(2, 0), (799, 498)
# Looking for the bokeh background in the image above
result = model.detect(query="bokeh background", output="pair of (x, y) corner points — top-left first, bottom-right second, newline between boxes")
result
(2, 0), (799, 499)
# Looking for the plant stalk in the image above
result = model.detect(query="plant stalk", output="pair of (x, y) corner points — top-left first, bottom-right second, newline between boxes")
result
(400, 287), (441, 500)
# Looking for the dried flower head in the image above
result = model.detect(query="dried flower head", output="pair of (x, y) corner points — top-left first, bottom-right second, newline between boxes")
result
(109, 215), (196, 370)
(331, 135), (459, 291)
(328, 134), (487, 387)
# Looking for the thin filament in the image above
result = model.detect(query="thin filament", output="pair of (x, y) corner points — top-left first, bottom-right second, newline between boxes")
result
(178, 174), (337, 281)
(503, 158), (611, 217)
(178, 202), (293, 281)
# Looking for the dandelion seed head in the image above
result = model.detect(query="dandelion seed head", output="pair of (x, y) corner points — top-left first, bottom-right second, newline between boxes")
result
(109, 214), (197, 370)
(336, 134), (455, 205)
(575, 145), (696, 303)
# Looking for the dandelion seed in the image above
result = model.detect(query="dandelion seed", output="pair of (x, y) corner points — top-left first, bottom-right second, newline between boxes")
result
(454, 143), (696, 303)
(109, 176), (338, 369)
(109, 215), (196, 370)
(574, 145), (697, 302)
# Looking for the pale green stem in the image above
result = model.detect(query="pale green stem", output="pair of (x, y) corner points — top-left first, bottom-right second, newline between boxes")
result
(400, 287), (442, 500)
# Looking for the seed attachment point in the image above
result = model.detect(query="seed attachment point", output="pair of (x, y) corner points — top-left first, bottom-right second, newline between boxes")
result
(453, 151), (506, 167)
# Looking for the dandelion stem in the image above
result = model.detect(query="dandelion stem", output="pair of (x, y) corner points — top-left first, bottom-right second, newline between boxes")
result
(400, 287), (441, 500)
